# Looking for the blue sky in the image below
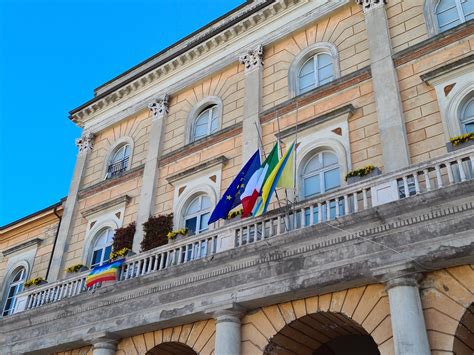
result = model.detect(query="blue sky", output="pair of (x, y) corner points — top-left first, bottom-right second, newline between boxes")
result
(0, 0), (244, 225)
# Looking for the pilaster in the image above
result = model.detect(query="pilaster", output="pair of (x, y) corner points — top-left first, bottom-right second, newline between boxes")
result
(48, 132), (95, 281)
(356, 0), (410, 172)
(240, 45), (264, 162)
(385, 273), (431, 355)
(133, 95), (169, 252)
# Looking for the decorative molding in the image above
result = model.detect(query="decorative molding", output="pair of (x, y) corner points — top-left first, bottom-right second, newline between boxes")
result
(276, 104), (356, 140)
(10, 196), (474, 328)
(354, 0), (386, 13)
(160, 122), (242, 166)
(420, 54), (474, 84)
(147, 94), (169, 119)
(81, 195), (131, 218)
(239, 44), (264, 71)
(166, 156), (229, 185)
(261, 67), (371, 123)
(75, 133), (95, 153)
(1, 238), (42, 257)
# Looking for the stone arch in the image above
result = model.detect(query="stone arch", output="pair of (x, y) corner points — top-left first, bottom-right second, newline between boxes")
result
(420, 265), (474, 353)
(116, 319), (216, 355)
(453, 302), (473, 355)
(241, 284), (393, 354)
(146, 342), (197, 355)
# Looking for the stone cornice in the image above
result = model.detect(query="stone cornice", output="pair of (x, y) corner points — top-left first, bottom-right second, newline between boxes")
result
(1, 238), (42, 257)
(420, 54), (474, 84)
(81, 195), (131, 218)
(166, 156), (229, 185)
(276, 104), (356, 139)
(260, 66), (371, 123)
(393, 19), (474, 67)
(69, 0), (304, 125)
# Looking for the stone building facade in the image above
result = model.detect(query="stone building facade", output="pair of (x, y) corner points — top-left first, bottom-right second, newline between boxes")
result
(1, 0), (473, 354)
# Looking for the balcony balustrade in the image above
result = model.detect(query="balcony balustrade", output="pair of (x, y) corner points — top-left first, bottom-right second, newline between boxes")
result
(106, 157), (129, 179)
(12, 146), (474, 315)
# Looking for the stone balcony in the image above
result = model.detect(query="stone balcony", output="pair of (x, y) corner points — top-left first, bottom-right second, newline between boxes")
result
(3, 146), (474, 354)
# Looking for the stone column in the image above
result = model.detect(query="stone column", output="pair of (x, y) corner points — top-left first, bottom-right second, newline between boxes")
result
(48, 132), (95, 281)
(385, 274), (431, 355)
(239, 45), (264, 162)
(133, 95), (169, 252)
(91, 336), (118, 355)
(214, 310), (243, 355)
(356, 0), (410, 172)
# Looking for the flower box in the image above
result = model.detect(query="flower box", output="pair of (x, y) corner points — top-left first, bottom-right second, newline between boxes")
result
(24, 278), (48, 288)
(346, 166), (382, 184)
(446, 137), (474, 152)
(65, 264), (89, 274)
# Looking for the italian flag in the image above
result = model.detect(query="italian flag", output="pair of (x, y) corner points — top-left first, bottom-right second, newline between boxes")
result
(241, 143), (279, 217)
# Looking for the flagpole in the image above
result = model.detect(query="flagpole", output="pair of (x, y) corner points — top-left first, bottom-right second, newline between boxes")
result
(293, 100), (299, 228)
(254, 120), (289, 232)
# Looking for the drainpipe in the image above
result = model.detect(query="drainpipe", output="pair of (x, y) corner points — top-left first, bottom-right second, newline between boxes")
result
(45, 203), (63, 281)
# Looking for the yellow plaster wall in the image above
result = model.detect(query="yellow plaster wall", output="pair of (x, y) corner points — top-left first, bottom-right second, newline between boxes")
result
(387, 0), (429, 53)
(262, 3), (369, 111)
(397, 37), (474, 163)
(82, 109), (150, 189)
(162, 63), (245, 155)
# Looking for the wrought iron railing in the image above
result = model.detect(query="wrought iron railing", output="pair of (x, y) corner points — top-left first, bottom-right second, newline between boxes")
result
(106, 157), (129, 179)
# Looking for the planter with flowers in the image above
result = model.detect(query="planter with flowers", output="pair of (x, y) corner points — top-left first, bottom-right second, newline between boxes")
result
(109, 247), (135, 261)
(447, 133), (474, 152)
(65, 264), (89, 274)
(167, 228), (188, 243)
(225, 209), (243, 224)
(24, 277), (48, 289)
(345, 165), (382, 184)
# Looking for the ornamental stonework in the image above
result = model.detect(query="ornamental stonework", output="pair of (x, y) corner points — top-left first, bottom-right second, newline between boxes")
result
(355, 0), (387, 13)
(75, 132), (95, 153)
(148, 94), (169, 119)
(239, 44), (264, 71)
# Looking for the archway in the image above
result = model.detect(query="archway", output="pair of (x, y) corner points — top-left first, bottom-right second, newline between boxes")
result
(264, 312), (380, 355)
(453, 303), (473, 355)
(146, 342), (197, 355)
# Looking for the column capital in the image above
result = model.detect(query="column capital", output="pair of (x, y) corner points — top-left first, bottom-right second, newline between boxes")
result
(239, 44), (264, 72)
(87, 332), (119, 349)
(385, 273), (424, 291)
(148, 94), (169, 119)
(355, 0), (387, 13)
(75, 132), (95, 153)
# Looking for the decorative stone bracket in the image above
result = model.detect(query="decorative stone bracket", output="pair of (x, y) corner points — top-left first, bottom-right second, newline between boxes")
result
(355, 0), (387, 13)
(239, 44), (264, 71)
(75, 132), (95, 153)
(148, 94), (169, 119)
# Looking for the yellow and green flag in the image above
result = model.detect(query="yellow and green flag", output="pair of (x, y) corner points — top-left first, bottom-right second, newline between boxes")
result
(254, 141), (296, 217)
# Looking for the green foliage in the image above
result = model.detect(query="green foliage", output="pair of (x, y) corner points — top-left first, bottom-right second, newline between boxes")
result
(65, 264), (87, 273)
(24, 277), (46, 288)
(167, 228), (188, 240)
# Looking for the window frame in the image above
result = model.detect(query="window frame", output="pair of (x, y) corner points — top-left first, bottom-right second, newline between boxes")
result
(297, 53), (335, 95)
(301, 150), (341, 199)
(90, 227), (115, 268)
(425, 0), (473, 36)
(192, 105), (219, 142)
(2, 267), (27, 317)
(460, 94), (474, 133)
(183, 194), (211, 236)
(187, 97), (223, 144)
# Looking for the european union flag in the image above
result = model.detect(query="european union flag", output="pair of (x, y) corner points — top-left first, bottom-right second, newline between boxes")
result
(208, 149), (261, 224)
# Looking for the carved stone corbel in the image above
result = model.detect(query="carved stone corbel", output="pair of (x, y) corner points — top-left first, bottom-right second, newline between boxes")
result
(148, 94), (169, 119)
(239, 44), (264, 71)
(355, 0), (387, 13)
(75, 132), (95, 153)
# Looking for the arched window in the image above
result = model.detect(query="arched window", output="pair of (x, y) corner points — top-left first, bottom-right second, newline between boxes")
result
(106, 144), (131, 179)
(2, 267), (26, 316)
(192, 105), (219, 141)
(298, 53), (334, 94)
(301, 151), (340, 199)
(435, 0), (474, 32)
(184, 195), (211, 235)
(90, 228), (114, 267)
(460, 94), (474, 133)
